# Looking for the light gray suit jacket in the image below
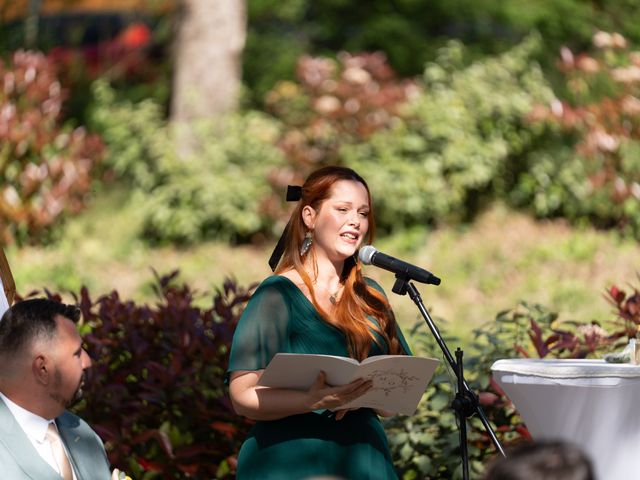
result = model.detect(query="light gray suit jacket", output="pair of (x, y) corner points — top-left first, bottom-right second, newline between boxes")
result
(0, 397), (111, 480)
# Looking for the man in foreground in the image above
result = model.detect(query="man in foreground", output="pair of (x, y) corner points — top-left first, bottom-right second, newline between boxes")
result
(0, 298), (114, 479)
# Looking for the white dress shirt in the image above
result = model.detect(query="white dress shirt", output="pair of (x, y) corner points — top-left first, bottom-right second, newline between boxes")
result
(0, 392), (77, 479)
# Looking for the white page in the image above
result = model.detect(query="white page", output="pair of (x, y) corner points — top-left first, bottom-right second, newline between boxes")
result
(258, 353), (360, 389)
(343, 356), (439, 415)
(258, 353), (439, 415)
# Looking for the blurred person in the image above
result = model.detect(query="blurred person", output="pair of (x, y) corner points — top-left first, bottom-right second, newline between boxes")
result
(482, 440), (595, 480)
(228, 166), (412, 479)
(0, 298), (119, 479)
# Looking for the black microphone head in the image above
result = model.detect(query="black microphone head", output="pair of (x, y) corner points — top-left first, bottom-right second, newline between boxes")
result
(358, 245), (377, 265)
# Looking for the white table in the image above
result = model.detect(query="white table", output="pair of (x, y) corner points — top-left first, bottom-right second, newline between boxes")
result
(492, 358), (640, 480)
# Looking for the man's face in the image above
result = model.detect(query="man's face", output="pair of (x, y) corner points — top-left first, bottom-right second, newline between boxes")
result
(48, 315), (92, 410)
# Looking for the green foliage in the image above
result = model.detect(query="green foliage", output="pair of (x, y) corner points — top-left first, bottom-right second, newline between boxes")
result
(342, 35), (554, 233)
(509, 33), (640, 239)
(244, 0), (308, 104)
(386, 331), (487, 479)
(90, 79), (168, 191)
(386, 292), (628, 479)
(29, 267), (640, 479)
(386, 272), (640, 479)
(140, 114), (285, 244)
(89, 80), (286, 244)
(265, 52), (417, 175)
(508, 146), (591, 219)
(0, 50), (105, 245)
(244, 0), (640, 104)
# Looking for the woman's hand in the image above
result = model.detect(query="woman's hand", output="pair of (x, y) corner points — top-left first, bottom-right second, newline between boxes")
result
(229, 369), (371, 421)
(306, 371), (372, 413)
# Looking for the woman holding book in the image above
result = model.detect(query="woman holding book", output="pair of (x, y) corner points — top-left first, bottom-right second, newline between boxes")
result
(227, 166), (412, 479)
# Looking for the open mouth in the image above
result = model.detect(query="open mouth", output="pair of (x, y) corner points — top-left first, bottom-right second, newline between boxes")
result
(341, 232), (359, 241)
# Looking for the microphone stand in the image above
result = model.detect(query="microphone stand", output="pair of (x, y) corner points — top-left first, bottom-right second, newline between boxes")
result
(391, 274), (506, 480)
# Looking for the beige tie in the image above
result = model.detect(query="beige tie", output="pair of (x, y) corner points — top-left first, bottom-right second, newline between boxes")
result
(46, 422), (73, 480)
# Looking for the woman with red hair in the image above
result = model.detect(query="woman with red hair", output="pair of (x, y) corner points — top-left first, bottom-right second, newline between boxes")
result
(228, 166), (411, 479)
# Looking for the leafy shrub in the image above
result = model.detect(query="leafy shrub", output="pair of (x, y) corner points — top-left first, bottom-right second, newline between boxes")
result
(0, 50), (105, 245)
(606, 280), (640, 339)
(265, 51), (418, 174)
(385, 326), (490, 480)
(90, 79), (168, 191)
(139, 114), (285, 244)
(341, 35), (554, 233)
(387, 289), (629, 479)
(27, 271), (639, 479)
(72, 272), (255, 479)
(89, 80), (286, 244)
(512, 31), (640, 239)
(245, 0), (640, 91)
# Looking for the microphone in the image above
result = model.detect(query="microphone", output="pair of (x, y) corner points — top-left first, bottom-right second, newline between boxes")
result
(358, 245), (441, 286)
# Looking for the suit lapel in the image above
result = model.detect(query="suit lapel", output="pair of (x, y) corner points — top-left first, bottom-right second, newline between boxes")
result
(56, 415), (83, 480)
(53, 410), (110, 480)
(0, 398), (61, 479)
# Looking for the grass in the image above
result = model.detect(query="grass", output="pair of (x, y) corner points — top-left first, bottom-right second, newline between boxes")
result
(8, 188), (640, 349)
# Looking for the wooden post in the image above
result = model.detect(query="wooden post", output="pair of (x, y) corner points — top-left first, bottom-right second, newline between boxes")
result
(0, 248), (15, 307)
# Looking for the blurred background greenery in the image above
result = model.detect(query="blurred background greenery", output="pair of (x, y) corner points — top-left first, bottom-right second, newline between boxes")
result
(2, 0), (638, 337)
(2, 0), (640, 477)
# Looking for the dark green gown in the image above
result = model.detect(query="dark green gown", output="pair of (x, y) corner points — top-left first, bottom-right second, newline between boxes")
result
(227, 275), (411, 480)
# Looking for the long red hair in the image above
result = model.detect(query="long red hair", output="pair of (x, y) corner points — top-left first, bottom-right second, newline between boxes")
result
(275, 166), (404, 360)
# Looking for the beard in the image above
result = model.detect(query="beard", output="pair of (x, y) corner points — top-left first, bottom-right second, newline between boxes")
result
(49, 370), (86, 409)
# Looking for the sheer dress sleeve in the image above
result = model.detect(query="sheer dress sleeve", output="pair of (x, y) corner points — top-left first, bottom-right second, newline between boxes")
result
(227, 281), (291, 375)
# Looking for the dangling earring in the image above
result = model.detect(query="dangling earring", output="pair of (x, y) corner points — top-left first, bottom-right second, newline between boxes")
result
(300, 231), (313, 256)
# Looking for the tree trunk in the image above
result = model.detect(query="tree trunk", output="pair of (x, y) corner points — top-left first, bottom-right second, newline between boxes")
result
(25, 0), (43, 48)
(171, 0), (246, 124)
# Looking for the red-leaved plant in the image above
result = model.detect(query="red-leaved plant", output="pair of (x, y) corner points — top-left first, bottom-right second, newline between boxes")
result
(0, 50), (104, 245)
(69, 272), (255, 479)
(528, 31), (640, 236)
(473, 280), (639, 456)
(265, 51), (419, 177)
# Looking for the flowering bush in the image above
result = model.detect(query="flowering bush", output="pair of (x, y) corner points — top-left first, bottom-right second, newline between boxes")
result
(516, 31), (640, 238)
(265, 51), (419, 177)
(342, 35), (554, 233)
(0, 50), (104, 245)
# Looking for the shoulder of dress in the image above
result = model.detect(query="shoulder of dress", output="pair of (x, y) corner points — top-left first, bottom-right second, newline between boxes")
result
(251, 275), (297, 297)
(257, 275), (293, 289)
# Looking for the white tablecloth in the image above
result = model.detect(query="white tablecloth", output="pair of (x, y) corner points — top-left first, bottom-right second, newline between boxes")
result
(492, 358), (640, 480)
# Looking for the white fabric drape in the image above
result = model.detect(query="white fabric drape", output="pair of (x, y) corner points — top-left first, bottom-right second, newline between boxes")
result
(492, 358), (640, 480)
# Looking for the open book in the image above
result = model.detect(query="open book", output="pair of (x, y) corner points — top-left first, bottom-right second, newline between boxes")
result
(258, 353), (439, 415)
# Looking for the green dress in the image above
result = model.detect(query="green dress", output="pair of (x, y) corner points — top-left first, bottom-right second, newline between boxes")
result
(227, 275), (412, 480)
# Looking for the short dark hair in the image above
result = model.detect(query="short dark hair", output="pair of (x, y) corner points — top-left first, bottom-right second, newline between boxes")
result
(483, 440), (595, 480)
(0, 298), (81, 357)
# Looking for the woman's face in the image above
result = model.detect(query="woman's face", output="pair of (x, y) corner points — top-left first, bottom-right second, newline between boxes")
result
(302, 179), (370, 263)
